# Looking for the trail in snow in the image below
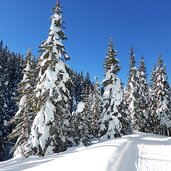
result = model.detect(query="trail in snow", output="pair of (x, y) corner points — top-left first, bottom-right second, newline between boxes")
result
(112, 134), (139, 171)
(114, 132), (171, 171)
(137, 135), (171, 171)
(0, 132), (171, 171)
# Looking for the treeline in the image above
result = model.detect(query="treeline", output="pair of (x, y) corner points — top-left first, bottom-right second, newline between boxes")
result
(0, 1), (171, 161)
(0, 42), (23, 160)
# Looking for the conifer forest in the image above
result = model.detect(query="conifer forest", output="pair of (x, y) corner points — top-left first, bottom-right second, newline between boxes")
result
(1, 1), (171, 162)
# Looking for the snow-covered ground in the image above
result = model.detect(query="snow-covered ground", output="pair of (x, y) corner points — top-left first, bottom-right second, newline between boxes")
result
(1, 132), (171, 171)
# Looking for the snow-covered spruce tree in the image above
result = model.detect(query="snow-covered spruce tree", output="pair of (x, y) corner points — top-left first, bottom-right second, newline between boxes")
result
(24, 1), (74, 157)
(71, 72), (92, 106)
(117, 87), (132, 135)
(90, 77), (102, 138)
(148, 65), (159, 133)
(125, 47), (139, 131)
(84, 72), (92, 89)
(73, 84), (93, 146)
(155, 57), (171, 136)
(77, 72), (93, 104)
(70, 71), (84, 111)
(128, 47), (136, 84)
(137, 56), (149, 132)
(72, 72), (98, 145)
(99, 39), (122, 140)
(8, 50), (36, 157)
(124, 47), (136, 106)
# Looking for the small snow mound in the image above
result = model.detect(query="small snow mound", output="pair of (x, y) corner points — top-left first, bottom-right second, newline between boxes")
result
(76, 102), (85, 113)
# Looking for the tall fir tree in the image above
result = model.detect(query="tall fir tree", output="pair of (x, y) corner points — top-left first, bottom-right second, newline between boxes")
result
(72, 73), (99, 145)
(124, 47), (136, 105)
(125, 47), (139, 130)
(99, 39), (122, 140)
(74, 85), (92, 146)
(117, 91), (132, 135)
(148, 65), (159, 133)
(24, 1), (74, 157)
(136, 56), (149, 132)
(90, 77), (102, 138)
(155, 56), (171, 136)
(128, 47), (136, 83)
(9, 50), (36, 157)
(70, 71), (84, 111)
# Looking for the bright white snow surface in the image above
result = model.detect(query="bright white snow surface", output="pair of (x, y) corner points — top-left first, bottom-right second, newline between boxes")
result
(1, 132), (171, 171)
(75, 101), (85, 113)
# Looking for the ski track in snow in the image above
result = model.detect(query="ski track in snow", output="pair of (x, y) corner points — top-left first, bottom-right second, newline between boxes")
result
(114, 132), (171, 171)
(137, 137), (171, 171)
(0, 132), (171, 171)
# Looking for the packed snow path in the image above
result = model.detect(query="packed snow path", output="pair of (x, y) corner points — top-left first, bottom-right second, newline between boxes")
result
(113, 133), (171, 171)
(0, 132), (171, 171)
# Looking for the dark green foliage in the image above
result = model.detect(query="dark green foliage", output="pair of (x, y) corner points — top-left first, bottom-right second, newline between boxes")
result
(0, 41), (23, 161)
(149, 56), (171, 136)
(128, 47), (136, 79)
(90, 77), (102, 137)
(125, 48), (149, 132)
(125, 47), (138, 130)
(103, 39), (120, 76)
(73, 79), (93, 145)
(23, 1), (75, 157)
(8, 50), (37, 156)
(1, 0), (171, 161)
(136, 57), (149, 132)
(99, 39), (122, 140)
(71, 72), (102, 145)
(148, 66), (158, 132)
(70, 71), (94, 112)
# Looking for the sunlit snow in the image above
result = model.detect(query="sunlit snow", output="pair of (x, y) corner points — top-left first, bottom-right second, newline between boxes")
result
(1, 132), (171, 171)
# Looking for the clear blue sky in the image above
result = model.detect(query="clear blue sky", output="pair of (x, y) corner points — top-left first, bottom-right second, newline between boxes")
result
(0, 0), (171, 84)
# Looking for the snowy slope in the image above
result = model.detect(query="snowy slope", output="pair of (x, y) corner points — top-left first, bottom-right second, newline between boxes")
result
(1, 132), (171, 171)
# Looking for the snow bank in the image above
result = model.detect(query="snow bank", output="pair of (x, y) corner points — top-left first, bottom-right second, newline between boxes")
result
(1, 132), (171, 171)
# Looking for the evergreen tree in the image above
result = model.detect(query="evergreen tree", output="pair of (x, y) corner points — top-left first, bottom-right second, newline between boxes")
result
(90, 77), (102, 138)
(84, 72), (92, 88)
(71, 71), (84, 111)
(8, 50), (36, 157)
(79, 72), (93, 103)
(117, 95), (132, 135)
(99, 39), (122, 140)
(155, 57), (171, 136)
(124, 47), (136, 105)
(125, 47), (139, 130)
(128, 46), (136, 83)
(24, 1), (74, 157)
(74, 72), (95, 144)
(137, 57), (149, 132)
(72, 101), (89, 146)
(74, 85), (92, 146)
(148, 65), (159, 133)
(72, 72), (99, 145)
(0, 42), (23, 161)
